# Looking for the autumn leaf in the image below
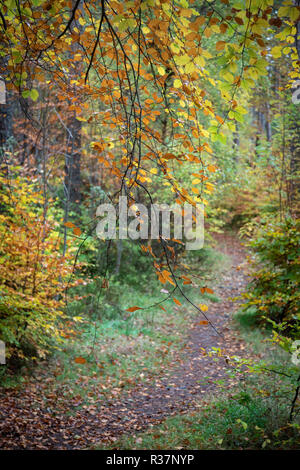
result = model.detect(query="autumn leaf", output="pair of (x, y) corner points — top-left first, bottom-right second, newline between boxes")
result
(173, 298), (182, 306)
(173, 79), (182, 88)
(73, 227), (82, 236)
(199, 304), (208, 312)
(200, 287), (214, 294)
(207, 165), (216, 173)
(192, 178), (201, 185)
(74, 357), (87, 364)
(216, 41), (226, 51)
(126, 306), (142, 312)
(64, 221), (75, 228)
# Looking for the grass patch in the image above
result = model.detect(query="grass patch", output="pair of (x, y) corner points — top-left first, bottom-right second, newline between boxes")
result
(234, 307), (260, 330)
(97, 393), (298, 450)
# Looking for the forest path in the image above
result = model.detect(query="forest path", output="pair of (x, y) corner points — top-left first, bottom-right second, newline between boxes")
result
(0, 233), (249, 449)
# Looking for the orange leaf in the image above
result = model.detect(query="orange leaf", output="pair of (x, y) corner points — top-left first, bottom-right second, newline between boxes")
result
(201, 286), (214, 294)
(207, 165), (216, 173)
(199, 321), (209, 325)
(173, 297), (182, 306)
(126, 306), (142, 312)
(74, 357), (86, 364)
(73, 227), (82, 236)
(216, 41), (226, 51)
(64, 221), (75, 228)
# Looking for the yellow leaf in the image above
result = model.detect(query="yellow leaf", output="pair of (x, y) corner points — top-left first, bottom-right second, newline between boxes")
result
(271, 46), (282, 59)
(157, 65), (165, 76)
(174, 79), (182, 88)
(195, 56), (205, 67)
(185, 62), (196, 74)
(199, 304), (208, 312)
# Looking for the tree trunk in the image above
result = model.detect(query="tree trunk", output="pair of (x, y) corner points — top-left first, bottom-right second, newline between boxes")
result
(65, 110), (81, 205)
(64, 0), (82, 208)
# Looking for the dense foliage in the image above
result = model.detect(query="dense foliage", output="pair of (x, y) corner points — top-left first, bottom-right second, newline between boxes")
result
(0, 166), (78, 362)
(243, 218), (300, 335)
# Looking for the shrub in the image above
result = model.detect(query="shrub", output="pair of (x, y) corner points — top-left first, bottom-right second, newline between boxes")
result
(0, 167), (77, 364)
(242, 217), (300, 336)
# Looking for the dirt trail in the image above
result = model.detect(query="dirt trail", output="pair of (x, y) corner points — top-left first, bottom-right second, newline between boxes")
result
(0, 233), (249, 449)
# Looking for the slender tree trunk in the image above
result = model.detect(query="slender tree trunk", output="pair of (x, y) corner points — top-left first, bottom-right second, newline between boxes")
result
(115, 239), (123, 275)
(64, 0), (82, 208)
(65, 110), (81, 205)
(265, 102), (272, 142)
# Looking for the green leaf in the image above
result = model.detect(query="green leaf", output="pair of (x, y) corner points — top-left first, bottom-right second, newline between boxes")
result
(30, 89), (39, 101)
(22, 90), (31, 98)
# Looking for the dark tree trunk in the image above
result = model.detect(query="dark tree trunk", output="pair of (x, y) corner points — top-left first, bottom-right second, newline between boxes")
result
(65, 110), (81, 205)
(64, 0), (82, 208)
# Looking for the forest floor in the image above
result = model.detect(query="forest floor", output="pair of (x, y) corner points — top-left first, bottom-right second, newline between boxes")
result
(0, 233), (251, 450)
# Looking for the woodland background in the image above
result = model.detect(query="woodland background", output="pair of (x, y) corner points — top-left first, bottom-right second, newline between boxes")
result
(0, 0), (299, 450)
